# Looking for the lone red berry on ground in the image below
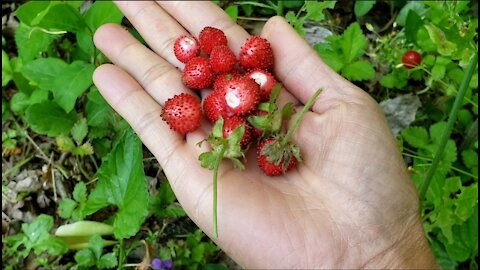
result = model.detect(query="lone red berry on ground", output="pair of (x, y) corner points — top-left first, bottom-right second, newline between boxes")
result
(402, 50), (422, 69)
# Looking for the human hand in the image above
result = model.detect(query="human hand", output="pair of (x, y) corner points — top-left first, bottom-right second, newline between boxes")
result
(92, 1), (438, 269)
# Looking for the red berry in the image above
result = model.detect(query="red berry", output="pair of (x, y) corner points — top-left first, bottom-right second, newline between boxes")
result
(257, 138), (297, 176)
(222, 116), (252, 148)
(203, 91), (230, 123)
(161, 93), (202, 135)
(210, 45), (237, 73)
(199, 26), (228, 54)
(246, 69), (277, 101)
(402, 50), (422, 69)
(239, 36), (274, 70)
(213, 73), (237, 92)
(174, 35), (200, 63)
(182, 57), (215, 89)
(218, 76), (260, 116)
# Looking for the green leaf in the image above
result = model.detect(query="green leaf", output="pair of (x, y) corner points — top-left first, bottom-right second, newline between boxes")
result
(73, 142), (94, 157)
(29, 89), (50, 104)
(225, 5), (238, 22)
(425, 24), (457, 56)
(401, 127), (429, 148)
(431, 63), (446, 81)
(445, 204), (478, 262)
(380, 71), (408, 89)
(57, 135), (76, 153)
(340, 23), (367, 64)
(23, 214), (54, 243)
(76, 29), (94, 59)
(58, 198), (77, 219)
(97, 252), (118, 269)
(15, 23), (58, 62)
(34, 236), (68, 256)
(354, 0), (375, 17)
(405, 10), (423, 44)
(86, 88), (114, 127)
(342, 60), (375, 81)
(71, 118), (88, 145)
(314, 44), (344, 72)
(10, 92), (30, 114)
(75, 248), (96, 267)
(22, 58), (68, 90)
(85, 129), (149, 239)
(461, 149), (478, 169)
(15, 1), (51, 26)
(396, 1), (426, 27)
(305, 1), (336, 21)
(2, 50), (13, 86)
(88, 234), (104, 260)
(25, 101), (78, 137)
(285, 11), (305, 36)
(73, 182), (87, 203)
(37, 3), (86, 32)
(416, 26), (437, 52)
(51, 61), (95, 113)
(454, 184), (478, 221)
(84, 1), (124, 32)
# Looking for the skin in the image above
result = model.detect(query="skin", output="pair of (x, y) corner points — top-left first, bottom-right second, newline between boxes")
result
(92, 1), (439, 269)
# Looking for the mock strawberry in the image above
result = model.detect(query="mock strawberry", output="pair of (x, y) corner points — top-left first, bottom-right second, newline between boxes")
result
(257, 138), (297, 176)
(182, 57), (215, 89)
(218, 76), (260, 116)
(199, 26), (228, 54)
(174, 35), (200, 63)
(203, 91), (230, 123)
(223, 116), (252, 148)
(210, 45), (237, 73)
(239, 36), (274, 70)
(161, 93), (202, 135)
(246, 69), (277, 101)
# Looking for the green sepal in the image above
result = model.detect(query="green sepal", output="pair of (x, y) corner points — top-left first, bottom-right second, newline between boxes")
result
(281, 102), (296, 121)
(199, 151), (218, 170)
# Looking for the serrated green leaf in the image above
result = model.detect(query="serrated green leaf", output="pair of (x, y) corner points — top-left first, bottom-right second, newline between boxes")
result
(88, 234), (104, 260)
(285, 11), (305, 36)
(305, 1), (336, 21)
(73, 182), (87, 203)
(58, 198), (77, 219)
(314, 44), (344, 72)
(25, 101), (77, 137)
(354, 0), (375, 17)
(429, 122), (447, 145)
(443, 177), (461, 194)
(22, 58), (68, 90)
(86, 88), (114, 127)
(97, 252), (118, 269)
(431, 63), (446, 81)
(84, 129), (148, 239)
(340, 23), (367, 64)
(56, 135), (76, 153)
(73, 142), (94, 156)
(71, 118), (88, 145)
(37, 3), (86, 32)
(342, 60), (375, 81)
(380, 71), (408, 89)
(445, 204), (478, 262)
(15, 23), (58, 62)
(454, 184), (478, 221)
(23, 214), (54, 243)
(84, 1), (124, 32)
(34, 236), (68, 256)
(51, 61), (95, 112)
(75, 248), (96, 267)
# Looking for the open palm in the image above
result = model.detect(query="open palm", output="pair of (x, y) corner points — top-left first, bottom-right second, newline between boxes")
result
(93, 2), (436, 269)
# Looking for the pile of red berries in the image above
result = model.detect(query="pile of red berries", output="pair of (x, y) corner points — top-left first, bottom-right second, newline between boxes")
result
(161, 26), (308, 176)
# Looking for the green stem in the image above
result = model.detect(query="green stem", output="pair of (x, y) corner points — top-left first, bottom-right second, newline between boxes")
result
(212, 145), (226, 239)
(276, 0), (284, 16)
(419, 52), (478, 201)
(2, 156), (33, 179)
(282, 89), (322, 144)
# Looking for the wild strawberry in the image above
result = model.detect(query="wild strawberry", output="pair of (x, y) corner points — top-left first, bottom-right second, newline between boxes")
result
(256, 89), (322, 176)
(239, 36), (274, 70)
(246, 69), (277, 101)
(182, 57), (215, 89)
(174, 35), (200, 63)
(210, 45), (237, 73)
(257, 137), (298, 176)
(213, 72), (238, 92)
(218, 76), (260, 116)
(203, 91), (230, 123)
(402, 50), (422, 69)
(161, 93), (202, 135)
(223, 116), (252, 148)
(199, 26), (228, 54)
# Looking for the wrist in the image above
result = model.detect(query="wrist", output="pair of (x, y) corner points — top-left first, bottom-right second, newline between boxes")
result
(362, 216), (439, 269)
